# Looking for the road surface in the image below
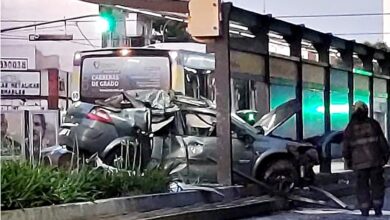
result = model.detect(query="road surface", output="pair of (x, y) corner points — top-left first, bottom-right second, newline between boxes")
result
(243, 188), (390, 219)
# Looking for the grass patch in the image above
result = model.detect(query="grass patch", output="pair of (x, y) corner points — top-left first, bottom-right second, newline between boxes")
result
(1, 161), (169, 210)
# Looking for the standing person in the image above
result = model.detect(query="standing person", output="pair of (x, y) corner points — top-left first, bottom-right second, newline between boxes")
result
(343, 101), (390, 216)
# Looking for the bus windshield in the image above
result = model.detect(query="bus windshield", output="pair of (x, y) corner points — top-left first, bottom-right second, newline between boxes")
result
(80, 56), (170, 100)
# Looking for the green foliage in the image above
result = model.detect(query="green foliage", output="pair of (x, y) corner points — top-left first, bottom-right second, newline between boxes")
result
(1, 161), (169, 210)
(152, 19), (190, 42)
(364, 41), (390, 52)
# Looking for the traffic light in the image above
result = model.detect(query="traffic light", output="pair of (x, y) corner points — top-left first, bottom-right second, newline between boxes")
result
(97, 6), (116, 32)
(236, 110), (258, 126)
(187, 0), (220, 37)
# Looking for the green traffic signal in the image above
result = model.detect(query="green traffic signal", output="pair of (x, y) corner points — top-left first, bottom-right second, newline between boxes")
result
(237, 110), (258, 126)
(97, 9), (116, 32)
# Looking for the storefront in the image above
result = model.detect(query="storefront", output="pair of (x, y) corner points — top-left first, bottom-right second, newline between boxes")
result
(1, 45), (70, 111)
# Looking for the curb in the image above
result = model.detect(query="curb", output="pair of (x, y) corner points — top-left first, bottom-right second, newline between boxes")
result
(139, 196), (289, 220)
(1, 186), (263, 220)
(96, 196), (289, 220)
(4, 167), (389, 220)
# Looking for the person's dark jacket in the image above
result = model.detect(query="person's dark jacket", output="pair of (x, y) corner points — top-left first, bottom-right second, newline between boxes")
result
(343, 114), (390, 170)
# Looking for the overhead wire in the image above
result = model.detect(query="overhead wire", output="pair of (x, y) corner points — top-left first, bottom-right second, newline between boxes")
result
(2, 12), (389, 23)
(276, 12), (390, 19)
(2, 11), (389, 46)
(1, 19), (137, 23)
(74, 21), (98, 48)
(272, 12), (390, 37)
(1, 24), (69, 33)
(334, 32), (390, 36)
(1, 36), (99, 47)
(1, 36), (101, 41)
(1, 21), (100, 48)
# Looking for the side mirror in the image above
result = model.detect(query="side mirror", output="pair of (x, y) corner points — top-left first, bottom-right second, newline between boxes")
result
(241, 134), (255, 145)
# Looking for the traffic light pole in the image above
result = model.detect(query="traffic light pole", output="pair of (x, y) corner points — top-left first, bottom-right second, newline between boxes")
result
(188, 0), (233, 186)
(207, 3), (233, 186)
(102, 31), (113, 48)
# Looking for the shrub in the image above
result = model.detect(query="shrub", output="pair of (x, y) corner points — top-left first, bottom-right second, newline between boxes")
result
(1, 161), (169, 210)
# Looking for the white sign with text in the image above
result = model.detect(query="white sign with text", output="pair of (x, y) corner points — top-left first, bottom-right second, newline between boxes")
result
(1, 58), (28, 71)
(1, 71), (40, 96)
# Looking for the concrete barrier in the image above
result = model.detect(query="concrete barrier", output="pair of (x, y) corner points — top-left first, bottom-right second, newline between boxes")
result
(1, 186), (262, 220)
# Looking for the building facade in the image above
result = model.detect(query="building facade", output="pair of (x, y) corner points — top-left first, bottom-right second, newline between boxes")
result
(1, 45), (70, 111)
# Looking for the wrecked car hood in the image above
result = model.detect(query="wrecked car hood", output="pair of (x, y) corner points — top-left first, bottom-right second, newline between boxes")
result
(96, 89), (180, 114)
(97, 89), (214, 111)
(123, 89), (174, 109)
(253, 99), (301, 136)
(97, 90), (300, 137)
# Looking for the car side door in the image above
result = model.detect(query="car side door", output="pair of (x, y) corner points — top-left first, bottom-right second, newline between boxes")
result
(181, 110), (254, 183)
(231, 123), (256, 181)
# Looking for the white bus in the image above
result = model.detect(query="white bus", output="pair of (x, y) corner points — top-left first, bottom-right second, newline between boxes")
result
(71, 47), (216, 103)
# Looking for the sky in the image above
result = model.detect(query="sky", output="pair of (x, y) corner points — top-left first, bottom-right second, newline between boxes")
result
(230, 0), (388, 44)
(1, 0), (101, 71)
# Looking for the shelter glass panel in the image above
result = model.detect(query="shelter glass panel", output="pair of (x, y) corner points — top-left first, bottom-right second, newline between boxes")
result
(330, 69), (349, 131)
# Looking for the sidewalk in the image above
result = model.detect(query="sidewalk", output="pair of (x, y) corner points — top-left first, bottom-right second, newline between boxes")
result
(313, 160), (350, 174)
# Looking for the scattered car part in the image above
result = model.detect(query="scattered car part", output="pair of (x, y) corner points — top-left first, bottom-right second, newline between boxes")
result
(309, 185), (353, 210)
(207, 156), (354, 211)
(287, 194), (327, 206)
(169, 181), (224, 197)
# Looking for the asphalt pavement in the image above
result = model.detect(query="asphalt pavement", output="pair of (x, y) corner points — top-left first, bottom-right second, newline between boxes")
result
(242, 188), (390, 220)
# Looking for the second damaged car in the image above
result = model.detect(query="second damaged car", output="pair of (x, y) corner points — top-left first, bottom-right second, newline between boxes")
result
(44, 90), (319, 192)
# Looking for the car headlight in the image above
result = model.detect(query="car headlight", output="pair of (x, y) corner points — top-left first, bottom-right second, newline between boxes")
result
(188, 143), (204, 157)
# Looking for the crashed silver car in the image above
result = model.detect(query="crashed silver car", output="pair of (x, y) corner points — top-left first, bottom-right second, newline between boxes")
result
(45, 90), (319, 191)
(148, 92), (318, 189)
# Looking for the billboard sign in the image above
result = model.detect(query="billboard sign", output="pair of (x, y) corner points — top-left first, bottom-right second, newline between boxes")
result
(1, 71), (40, 96)
(81, 56), (170, 99)
(1, 111), (26, 160)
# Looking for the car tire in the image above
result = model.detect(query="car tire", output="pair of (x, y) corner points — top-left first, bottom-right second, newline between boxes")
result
(260, 159), (298, 193)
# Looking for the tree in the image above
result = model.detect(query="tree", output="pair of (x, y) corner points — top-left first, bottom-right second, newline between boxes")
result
(364, 41), (390, 52)
(151, 19), (191, 43)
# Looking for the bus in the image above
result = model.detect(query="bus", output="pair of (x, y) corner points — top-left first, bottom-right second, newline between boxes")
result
(71, 47), (216, 104)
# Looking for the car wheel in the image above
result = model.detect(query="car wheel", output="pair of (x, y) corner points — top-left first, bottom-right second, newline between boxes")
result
(105, 144), (140, 171)
(261, 159), (298, 193)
